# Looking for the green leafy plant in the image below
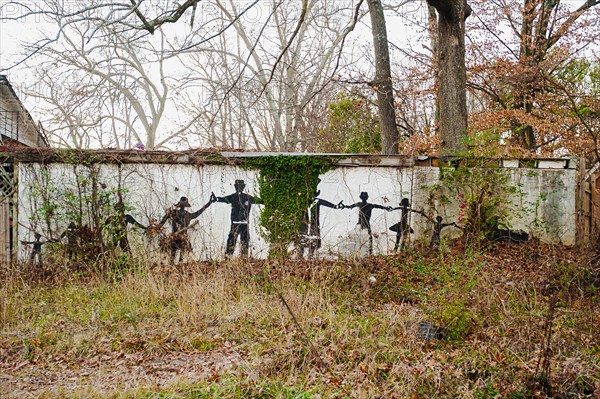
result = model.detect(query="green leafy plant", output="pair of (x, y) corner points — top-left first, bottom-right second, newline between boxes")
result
(427, 251), (483, 341)
(316, 92), (381, 153)
(244, 156), (333, 259)
(427, 132), (523, 243)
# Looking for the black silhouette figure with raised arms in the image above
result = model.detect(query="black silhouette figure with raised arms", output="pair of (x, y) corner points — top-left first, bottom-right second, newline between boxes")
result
(297, 179), (340, 259)
(21, 232), (49, 266)
(429, 216), (458, 248)
(341, 191), (391, 255)
(159, 196), (212, 262)
(390, 198), (423, 250)
(104, 200), (147, 253)
(212, 179), (259, 257)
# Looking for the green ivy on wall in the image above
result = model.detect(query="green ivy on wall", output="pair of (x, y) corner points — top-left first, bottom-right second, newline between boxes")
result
(244, 155), (333, 259)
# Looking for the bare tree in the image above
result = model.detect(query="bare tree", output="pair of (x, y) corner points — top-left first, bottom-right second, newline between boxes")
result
(3, 0), (366, 151)
(427, 0), (472, 155)
(177, 0), (365, 151)
(21, 20), (204, 149)
(365, 0), (400, 154)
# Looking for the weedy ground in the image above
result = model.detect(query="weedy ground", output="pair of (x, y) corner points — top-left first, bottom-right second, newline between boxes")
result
(0, 243), (599, 398)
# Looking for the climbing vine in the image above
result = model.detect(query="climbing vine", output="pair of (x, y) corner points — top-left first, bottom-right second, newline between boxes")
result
(427, 133), (524, 243)
(26, 160), (129, 266)
(244, 156), (333, 259)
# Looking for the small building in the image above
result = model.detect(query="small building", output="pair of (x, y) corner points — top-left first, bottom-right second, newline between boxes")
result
(0, 75), (47, 265)
(0, 75), (47, 148)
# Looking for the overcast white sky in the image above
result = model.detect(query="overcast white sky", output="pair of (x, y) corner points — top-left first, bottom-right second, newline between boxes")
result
(0, 1), (429, 85)
(0, 0), (593, 146)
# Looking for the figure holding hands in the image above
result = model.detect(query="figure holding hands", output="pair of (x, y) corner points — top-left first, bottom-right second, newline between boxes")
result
(212, 179), (259, 257)
(340, 191), (392, 255)
(159, 196), (212, 263)
(21, 232), (50, 266)
(296, 179), (341, 259)
(389, 197), (426, 250)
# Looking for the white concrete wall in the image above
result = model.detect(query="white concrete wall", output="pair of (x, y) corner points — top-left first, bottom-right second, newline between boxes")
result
(508, 168), (577, 245)
(15, 159), (577, 262)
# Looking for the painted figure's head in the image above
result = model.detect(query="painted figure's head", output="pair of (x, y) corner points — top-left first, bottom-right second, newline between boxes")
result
(314, 178), (322, 197)
(34, 232), (41, 240)
(178, 196), (191, 208)
(359, 192), (369, 201)
(401, 198), (410, 207)
(435, 216), (443, 223)
(234, 179), (245, 193)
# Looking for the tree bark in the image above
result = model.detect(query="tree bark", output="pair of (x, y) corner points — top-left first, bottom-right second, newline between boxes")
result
(366, 0), (399, 154)
(427, 0), (471, 155)
(427, 4), (440, 129)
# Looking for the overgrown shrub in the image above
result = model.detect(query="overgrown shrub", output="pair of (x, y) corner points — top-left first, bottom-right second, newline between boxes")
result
(427, 133), (523, 243)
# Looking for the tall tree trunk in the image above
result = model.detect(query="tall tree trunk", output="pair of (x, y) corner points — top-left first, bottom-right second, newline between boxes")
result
(512, 0), (557, 151)
(366, 0), (399, 154)
(427, 0), (471, 155)
(428, 4), (440, 130)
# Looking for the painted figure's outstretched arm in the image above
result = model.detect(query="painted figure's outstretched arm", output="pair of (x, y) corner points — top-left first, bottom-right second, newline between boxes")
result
(125, 214), (147, 229)
(158, 209), (172, 226)
(213, 192), (232, 204)
(342, 202), (359, 209)
(190, 200), (212, 219)
(317, 198), (337, 209)
(371, 203), (390, 211)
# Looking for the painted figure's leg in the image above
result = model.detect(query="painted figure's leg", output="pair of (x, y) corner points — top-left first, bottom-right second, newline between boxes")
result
(226, 225), (237, 255)
(240, 225), (249, 257)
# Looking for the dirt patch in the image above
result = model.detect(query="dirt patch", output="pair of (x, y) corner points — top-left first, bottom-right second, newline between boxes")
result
(0, 346), (246, 397)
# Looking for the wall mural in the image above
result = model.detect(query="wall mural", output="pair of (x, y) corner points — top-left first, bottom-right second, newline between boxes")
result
(213, 179), (259, 258)
(296, 178), (339, 259)
(16, 159), (576, 264)
(157, 196), (212, 263)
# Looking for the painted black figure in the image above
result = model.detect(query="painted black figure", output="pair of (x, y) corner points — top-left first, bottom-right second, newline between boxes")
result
(58, 222), (98, 260)
(21, 232), (48, 266)
(486, 216), (529, 243)
(60, 222), (78, 260)
(159, 196), (212, 263)
(212, 179), (259, 257)
(389, 198), (420, 250)
(104, 201), (146, 253)
(297, 180), (340, 259)
(430, 216), (458, 248)
(341, 192), (391, 255)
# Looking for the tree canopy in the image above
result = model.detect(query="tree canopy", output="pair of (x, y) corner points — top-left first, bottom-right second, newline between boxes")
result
(0, 0), (598, 161)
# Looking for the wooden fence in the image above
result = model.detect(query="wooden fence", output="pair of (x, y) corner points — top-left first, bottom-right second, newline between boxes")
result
(0, 199), (10, 265)
(0, 157), (14, 265)
(576, 158), (600, 249)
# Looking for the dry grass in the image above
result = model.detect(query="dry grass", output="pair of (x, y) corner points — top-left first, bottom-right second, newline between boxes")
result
(0, 243), (599, 398)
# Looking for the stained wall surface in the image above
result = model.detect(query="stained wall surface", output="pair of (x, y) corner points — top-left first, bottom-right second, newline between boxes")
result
(15, 156), (577, 262)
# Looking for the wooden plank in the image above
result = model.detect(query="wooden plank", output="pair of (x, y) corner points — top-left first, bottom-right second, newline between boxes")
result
(593, 174), (600, 248)
(0, 200), (9, 265)
(576, 157), (591, 245)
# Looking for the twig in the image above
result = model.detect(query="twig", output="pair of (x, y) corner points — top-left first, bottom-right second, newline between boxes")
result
(507, 348), (533, 372)
(264, 261), (327, 370)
